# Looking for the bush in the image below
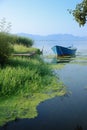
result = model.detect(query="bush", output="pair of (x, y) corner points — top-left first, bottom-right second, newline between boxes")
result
(14, 36), (33, 47)
(0, 32), (13, 65)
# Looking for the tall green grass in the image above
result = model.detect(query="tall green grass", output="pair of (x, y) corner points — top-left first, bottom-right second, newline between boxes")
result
(0, 56), (66, 126)
(0, 56), (64, 97)
(13, 44), (40, 54)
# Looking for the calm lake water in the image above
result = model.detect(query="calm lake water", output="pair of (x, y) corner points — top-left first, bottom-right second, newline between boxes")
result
(0, 40), (87, 130)
(34, 40), (87, 55)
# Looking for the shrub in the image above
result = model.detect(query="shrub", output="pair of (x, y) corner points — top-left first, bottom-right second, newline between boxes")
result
(15, 36), (33, 47)
(0, 32), (13, 65)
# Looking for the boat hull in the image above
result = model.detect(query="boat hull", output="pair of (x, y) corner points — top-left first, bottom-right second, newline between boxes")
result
(52, 45), (77, 56)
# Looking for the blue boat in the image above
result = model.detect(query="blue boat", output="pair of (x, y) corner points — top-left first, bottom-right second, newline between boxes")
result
(51, 45), (77, 56)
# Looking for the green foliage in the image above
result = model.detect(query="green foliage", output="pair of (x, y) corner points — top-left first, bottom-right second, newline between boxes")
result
(12, 35), (33, 47)
(7, 35), (33, 47)
(0, 56), (66, 126)
(0, 32), (13, 65)
(13, 44), (40, 54)
(70, 0), (87, 26)
(0, 57), (65, 97)
(17, 36), (33, 47)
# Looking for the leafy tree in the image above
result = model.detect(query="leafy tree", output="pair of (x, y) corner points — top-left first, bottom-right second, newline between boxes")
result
(70, 0), (87, 26)
(0, 17), (12, 33)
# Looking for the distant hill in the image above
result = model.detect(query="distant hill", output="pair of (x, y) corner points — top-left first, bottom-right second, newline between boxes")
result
(17, 33), (87, 41)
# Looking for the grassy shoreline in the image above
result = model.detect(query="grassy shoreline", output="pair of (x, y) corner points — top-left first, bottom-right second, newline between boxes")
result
(0, 39), (86, 127)
(0, 46), (66, 126)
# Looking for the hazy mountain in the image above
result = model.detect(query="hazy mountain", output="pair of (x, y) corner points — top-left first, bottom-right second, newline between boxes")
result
(17, 33), (87, 41)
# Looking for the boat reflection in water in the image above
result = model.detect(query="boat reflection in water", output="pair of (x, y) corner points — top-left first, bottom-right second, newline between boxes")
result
(51, 55), (75, 64)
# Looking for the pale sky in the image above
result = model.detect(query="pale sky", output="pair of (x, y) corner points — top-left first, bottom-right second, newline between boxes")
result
(0, 0), (87, 36)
